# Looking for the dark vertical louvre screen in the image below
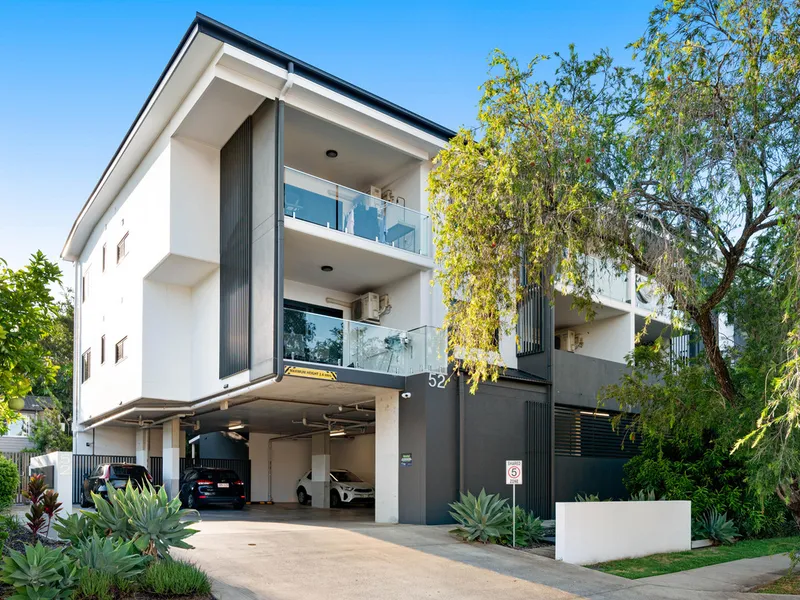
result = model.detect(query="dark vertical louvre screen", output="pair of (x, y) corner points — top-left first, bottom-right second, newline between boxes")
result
(526, 398), (552, 518)
(554, 405), (640, 458)
(518, 285), (544, 356)
(220, 118), (253, 378)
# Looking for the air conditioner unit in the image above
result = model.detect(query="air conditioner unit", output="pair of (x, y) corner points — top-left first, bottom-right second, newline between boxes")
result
(352, 292), (381, 324)
(557, 330), (584, 353)
(367, 186), (382, 199)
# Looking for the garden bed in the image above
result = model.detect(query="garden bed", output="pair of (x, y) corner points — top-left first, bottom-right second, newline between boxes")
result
(590, 537), (800, 579)
(753, 573), (800, 595)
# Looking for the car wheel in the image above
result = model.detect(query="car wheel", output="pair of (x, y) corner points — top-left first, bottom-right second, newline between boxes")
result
(297, 487), (309, 506)
(330, 490), (341, 509)
(187, 491), (199, 510)
(233, 499), (245, 510)
(80, 491), (91, 509)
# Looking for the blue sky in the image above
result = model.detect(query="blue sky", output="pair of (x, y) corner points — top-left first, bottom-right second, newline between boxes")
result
(0, 0), (652, 279)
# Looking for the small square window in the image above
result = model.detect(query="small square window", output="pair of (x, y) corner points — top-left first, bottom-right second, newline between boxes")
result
(115, 337), (127, 364)
(117, 233), (128, 264)
(100, 335), (106, 364)
(82, 349), (92, 382)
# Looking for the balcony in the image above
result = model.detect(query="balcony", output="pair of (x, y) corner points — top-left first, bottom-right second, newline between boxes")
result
(585, 257), (629, 303)
(283, 308), (446, 376)
(284, 167), (431, 257)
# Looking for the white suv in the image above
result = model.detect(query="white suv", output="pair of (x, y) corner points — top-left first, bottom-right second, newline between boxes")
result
(296, 469), (375, 507)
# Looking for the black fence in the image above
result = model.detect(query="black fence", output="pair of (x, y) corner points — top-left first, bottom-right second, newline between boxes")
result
(554, 405), (641, 459)
(72, 454), (251, 504)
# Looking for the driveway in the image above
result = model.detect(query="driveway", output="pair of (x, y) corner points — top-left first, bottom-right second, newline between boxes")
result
(175, 504), (797, 600)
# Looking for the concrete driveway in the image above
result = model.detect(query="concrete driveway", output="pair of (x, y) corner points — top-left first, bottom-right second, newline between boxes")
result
(174, 504), (796, 600)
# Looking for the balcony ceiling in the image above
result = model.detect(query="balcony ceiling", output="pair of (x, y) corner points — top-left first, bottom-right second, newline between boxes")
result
(285, 106), (419, 192)
(284, 224), (432, 295)
(554, 291), (628, 328)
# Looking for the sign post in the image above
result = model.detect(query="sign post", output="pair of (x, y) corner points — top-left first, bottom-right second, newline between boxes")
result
(505, 460), (523, 547)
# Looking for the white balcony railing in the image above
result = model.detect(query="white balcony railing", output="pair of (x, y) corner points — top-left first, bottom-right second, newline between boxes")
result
(284, 167), (431, 256)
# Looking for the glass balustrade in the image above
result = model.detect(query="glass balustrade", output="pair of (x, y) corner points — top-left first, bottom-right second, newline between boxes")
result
(586, 257), (630, 303)
(283, 308), (446, 375)
(284, 167), (430, 256)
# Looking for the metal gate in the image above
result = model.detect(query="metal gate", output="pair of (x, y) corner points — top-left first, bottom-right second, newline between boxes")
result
(72, 454), (135, 504)
(1, 452), (31, 504)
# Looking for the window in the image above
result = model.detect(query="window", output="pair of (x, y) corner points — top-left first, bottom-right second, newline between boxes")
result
(6, 415), (32, 437)
(102, 244), (106, 272)
(116, 233), (128, 264)
(81, 266), (91, 303)
(100, 335), (106, 364)
(115, 337), (127, 364)
(81, 349), (92, 382)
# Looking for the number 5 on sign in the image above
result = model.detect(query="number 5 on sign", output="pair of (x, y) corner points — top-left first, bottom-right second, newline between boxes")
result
(506, 460), (522, 485)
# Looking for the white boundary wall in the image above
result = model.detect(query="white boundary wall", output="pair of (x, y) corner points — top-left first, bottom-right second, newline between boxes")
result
(30, 452), (74, 516)
(555, 500), (691, 565)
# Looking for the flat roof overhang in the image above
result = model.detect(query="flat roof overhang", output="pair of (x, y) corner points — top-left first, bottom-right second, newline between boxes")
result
(78, 370), (401, 431)
(61, 13), (454, 263)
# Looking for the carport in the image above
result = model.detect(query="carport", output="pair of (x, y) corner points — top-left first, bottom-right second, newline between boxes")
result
(185, 374), (398, 522)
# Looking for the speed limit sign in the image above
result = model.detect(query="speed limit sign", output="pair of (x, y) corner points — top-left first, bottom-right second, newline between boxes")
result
(506, 460), (523, 485)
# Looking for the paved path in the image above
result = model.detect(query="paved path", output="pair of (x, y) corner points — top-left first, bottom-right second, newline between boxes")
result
(174, 505), (799, 599)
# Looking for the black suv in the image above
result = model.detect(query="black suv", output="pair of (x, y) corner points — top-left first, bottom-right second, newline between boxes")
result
(179, 467), (245, 510)
(80, 463), (152, 507)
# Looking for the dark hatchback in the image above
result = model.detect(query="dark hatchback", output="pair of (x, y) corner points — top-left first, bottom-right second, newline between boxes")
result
(179, 467), (245, 510)
(80, 463), (152, 507)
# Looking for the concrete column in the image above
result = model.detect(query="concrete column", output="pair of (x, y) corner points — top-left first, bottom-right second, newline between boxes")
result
(375, 390), (400, 523)
(162, 418), (180, 499)
(135, 429), (150, 469)
(310, 431), (331, 508)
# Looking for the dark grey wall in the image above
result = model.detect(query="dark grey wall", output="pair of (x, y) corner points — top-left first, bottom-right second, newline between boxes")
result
(219, 118), (253, 378)
(398, 374), (550, 524)
(250, 99), (279, 380)
(552, 350), (631, 412)
(554, 456), (628, 501)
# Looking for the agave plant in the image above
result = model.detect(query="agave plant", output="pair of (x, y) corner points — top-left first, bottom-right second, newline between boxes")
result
(86, 486), (135, 541)
(629, 489), (661, 502)
(449, 489), (511, 543)
(52, 512), (100, 546)
(113, 483), (199, 558)
(695, 508), (739, 545)
(70, 533), (148, 579)
(574, 492), (601, 502)
(1, 542), (78, 600)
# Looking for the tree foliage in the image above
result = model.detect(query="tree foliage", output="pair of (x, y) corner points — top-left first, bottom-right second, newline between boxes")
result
(429, 0), (800, 407)
(0, 253), (62, 433)
(30, 290), (73, 423)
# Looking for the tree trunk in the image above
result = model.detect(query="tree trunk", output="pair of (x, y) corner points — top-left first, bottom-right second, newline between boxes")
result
(695, 310), (738, 405)
(776, 481), (800, 532)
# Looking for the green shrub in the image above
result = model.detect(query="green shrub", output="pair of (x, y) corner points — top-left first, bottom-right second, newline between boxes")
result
(499, 506), (545, 547)
(75, 570), (113, 600)
(624, 438), (792, 538)
(142, 560), (211, 596)
(0, 455), (20, 510)
(629, 489), (661, 501)
(1, 542), (78, 600)
(449, 489), (511, 543)
(70, 533), (148, 580)
(694, 508), (739, 545)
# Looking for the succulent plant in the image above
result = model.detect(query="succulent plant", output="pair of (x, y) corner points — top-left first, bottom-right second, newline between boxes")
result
(449, 489), (511, 543)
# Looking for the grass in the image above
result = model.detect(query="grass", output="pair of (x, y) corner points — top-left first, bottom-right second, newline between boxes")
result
(591, 537), (799, 579)
(143, 560), (212, 596)
(755, 573), (800, 594)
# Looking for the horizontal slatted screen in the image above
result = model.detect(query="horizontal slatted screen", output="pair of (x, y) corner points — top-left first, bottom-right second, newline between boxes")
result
(554, 405), (640, 459)
(517, 284), (544, 356)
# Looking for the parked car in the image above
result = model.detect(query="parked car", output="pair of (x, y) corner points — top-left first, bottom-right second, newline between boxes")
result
(296, 469), (375, 508)
(80, 463), (152, 507)
(179, 467), (246, 510)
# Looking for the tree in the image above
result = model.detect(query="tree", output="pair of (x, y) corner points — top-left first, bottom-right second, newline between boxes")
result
(30, 290), (74, 423)
(0, 252), (62, 433)
(428, 0), (800, 407)
(27, 400), (72, 454)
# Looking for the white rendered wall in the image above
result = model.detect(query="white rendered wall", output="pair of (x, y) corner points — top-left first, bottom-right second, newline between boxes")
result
(376, 273), (423, 331)
(284, 279), (356, 319)
(331, 434), (375, 484)
(249, 434), (312, 503)
(557, 313), (633, 364)
(555, 501), (691, 565)
(30, 452), (73, 516)
(375, 391), (399, 523)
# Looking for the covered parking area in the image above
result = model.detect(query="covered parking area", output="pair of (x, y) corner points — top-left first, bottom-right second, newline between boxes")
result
(184, 374), (400, 523)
